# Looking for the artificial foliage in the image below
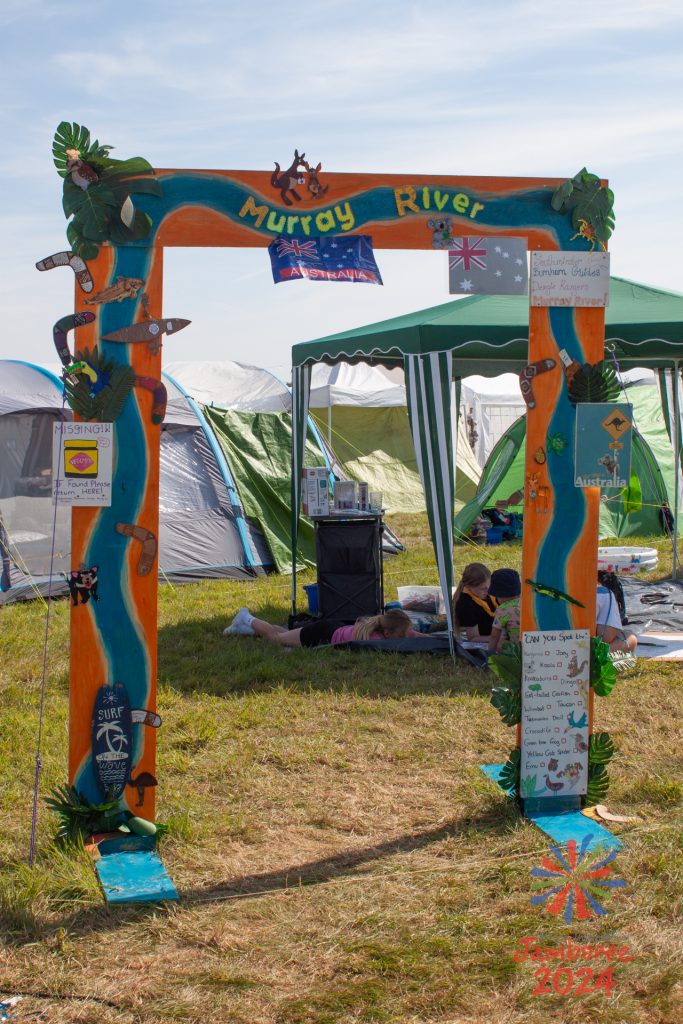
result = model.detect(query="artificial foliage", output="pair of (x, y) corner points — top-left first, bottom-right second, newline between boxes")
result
(498, 747), (521, 795)
(45, 784), (124, 842)
(53, 121), (162, 260)
(489, 641), (522, 726)
(46, 784), (167, 843)
(567, 360), (621, 404)
(590, 636), (618, 696)
(586, 766), (610, 805)
(585, 732), (616, 806)
(550, 167), (615, 250)
(65, 346), (135, 421)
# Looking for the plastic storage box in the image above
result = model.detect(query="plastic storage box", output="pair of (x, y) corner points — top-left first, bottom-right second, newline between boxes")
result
(397, 585), (443, 613)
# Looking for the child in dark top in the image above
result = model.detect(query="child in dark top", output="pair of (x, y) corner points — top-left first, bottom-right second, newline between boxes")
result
(453, 562), (497, 640)
(488, 569), (522, 653)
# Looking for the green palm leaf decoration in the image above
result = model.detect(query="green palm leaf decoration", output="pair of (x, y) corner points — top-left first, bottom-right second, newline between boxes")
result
(591, 636), (618, 696)
(498, 747), (521, 794)
(491, 687), (522, 727)
(53, 121), (113, 177)
(65, 346), (135, 422)
(588, 731), (615, 766)
(567, 361), (621, 404)
(45, 784), (123, 842)
(488, 640), (522, 686)
(53, 122), (162, 259)
(586, 764), (610, 805)
(551, 167), (615, 250)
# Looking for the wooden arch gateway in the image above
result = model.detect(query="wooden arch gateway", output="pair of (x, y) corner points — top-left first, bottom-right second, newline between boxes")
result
(63, 157), (609, 823)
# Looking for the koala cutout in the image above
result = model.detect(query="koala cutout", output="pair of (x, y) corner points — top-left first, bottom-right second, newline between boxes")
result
(66, 564), (99, 606)
(428, 217), (453, 249)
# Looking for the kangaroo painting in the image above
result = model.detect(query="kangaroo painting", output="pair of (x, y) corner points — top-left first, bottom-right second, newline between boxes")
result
(304, 160), (329, 200)
(271, 150), (307, 206)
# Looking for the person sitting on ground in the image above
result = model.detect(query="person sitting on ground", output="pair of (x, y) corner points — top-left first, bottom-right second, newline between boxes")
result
(596, 571), (638, 654)
(453, 562), (497, 640)
(488, 569), (522, 654)
(223, 607), (419, 648)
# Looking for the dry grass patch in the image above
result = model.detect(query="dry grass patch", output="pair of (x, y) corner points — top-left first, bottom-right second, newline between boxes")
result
(0, 517), (681, 1022)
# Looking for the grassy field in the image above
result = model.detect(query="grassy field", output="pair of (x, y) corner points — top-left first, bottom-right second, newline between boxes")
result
(0, 516), (681, 1024)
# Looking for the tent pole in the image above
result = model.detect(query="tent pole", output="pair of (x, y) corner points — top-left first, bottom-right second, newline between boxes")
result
(328, 402), (332, 448)
(672, 359), (681, 580)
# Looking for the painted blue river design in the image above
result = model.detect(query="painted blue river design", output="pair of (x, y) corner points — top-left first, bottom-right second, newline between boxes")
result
(74, 245), (152, 802)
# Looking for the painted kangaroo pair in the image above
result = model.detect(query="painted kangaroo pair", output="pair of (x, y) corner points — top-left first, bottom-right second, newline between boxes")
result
(271, 150), (329, 205)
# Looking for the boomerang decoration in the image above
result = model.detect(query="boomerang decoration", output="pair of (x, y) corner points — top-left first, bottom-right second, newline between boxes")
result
(36, 250), (94, 293)
(133, 376), (167, 424)
(519, 358), (556, 410)
(53, 311), (96, 366)
(525, 579), (585, 607)
(115, 522), (158, 576)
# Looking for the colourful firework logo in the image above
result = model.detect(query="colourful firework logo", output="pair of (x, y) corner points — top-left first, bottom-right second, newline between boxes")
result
(530, 837), (627, 923)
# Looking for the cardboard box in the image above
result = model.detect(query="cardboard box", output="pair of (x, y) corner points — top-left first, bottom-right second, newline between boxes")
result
(302, 467), (329, 516)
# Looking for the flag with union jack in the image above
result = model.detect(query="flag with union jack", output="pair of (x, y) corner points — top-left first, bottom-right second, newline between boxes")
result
(448, 236), (528, 295)
(268, 234), (383, 285)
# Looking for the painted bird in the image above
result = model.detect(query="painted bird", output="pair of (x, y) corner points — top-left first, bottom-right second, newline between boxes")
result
(544, 775), (565, 793)
(65, 148), (99, 190)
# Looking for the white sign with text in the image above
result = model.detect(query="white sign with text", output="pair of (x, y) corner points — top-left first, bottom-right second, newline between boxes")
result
(52, 421), (113, 507)
(521, 629), (590, 800)
(530, 251), (610, 307)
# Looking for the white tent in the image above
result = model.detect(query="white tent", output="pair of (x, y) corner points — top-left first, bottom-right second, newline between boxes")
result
(307, 362), (481, 514)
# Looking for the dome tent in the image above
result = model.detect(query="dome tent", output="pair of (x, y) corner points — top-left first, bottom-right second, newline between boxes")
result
(0, 360), (333, 604)
(453, 376), (677, 541)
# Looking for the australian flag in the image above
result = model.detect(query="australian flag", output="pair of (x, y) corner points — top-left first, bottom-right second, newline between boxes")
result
(268, 234), (383, 285)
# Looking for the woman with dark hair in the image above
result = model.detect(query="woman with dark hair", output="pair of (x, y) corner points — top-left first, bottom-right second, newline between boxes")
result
(223, 607), (417, 648)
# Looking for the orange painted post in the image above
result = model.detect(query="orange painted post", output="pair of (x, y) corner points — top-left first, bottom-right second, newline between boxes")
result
(69, 246), (164, 820)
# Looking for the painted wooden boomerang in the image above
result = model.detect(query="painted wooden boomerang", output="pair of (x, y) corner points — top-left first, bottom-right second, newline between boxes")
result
(101, 318), (191, 344)
(36, 250), (94, 293)
(53, 311), (96, 366)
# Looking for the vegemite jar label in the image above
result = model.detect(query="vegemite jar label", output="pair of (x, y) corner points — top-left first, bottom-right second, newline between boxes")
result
(64, 439), (99, 478)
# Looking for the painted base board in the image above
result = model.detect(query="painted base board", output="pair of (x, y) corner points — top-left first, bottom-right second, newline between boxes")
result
(481, 763), (622, 852)
(94, 835), (179, 904)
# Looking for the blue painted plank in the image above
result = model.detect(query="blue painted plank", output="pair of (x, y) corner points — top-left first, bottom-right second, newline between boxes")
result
(96, 850), (179, 903)
(481, 763), (621, 852)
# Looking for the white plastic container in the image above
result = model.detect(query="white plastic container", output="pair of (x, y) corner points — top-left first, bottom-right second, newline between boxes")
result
(397, 585), (443, 613)
(597, 546), (658, 576)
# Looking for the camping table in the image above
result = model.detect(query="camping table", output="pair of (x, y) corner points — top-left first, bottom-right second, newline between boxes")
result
(312, 513), (384, 624)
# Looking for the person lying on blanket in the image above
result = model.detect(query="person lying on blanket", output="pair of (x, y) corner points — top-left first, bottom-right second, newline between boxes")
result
(597, 571), (638, 654)
(223, 607), (421, 648)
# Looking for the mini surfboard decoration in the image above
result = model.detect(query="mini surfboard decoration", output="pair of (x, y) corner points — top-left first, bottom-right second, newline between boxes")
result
(92, 682), (133, 799)
(101, 317), (190, 354)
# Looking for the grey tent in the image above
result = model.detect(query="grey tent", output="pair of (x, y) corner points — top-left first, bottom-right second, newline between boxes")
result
(0, 360), (335, 603)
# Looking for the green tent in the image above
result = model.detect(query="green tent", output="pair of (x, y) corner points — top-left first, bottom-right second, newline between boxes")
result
(292, 276), (683, 637)
(454, 378), (677, 540)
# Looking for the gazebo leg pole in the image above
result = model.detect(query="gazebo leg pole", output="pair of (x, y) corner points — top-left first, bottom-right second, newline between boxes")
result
(672, 359), (681, 580)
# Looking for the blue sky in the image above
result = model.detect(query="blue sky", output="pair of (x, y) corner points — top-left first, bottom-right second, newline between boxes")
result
(1, 0), (681, 380)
